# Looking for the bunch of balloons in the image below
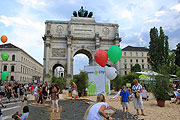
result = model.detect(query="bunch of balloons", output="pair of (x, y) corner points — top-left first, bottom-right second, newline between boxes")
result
(94, 45), (122, 80)
(0, 35), (10, 81)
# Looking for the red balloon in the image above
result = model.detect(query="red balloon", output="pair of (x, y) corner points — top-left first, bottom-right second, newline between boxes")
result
(94, 49), (108, 67)
(1, 35), (8, 43)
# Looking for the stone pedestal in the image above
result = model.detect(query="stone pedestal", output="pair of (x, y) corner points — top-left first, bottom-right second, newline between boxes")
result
(66, 75), (72, 87)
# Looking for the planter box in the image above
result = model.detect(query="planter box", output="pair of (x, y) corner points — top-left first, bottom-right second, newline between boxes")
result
(157, 100), (165, 107)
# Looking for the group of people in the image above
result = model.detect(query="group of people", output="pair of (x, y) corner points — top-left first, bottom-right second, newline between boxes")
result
(84, 79), (146, 120)
(0, 83), (30, 108)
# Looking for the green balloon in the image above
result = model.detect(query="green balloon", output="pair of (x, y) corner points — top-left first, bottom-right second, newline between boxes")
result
(1, 53), (9, 61)
(108, 45), (122, 63)
(1, 71), (10, 81)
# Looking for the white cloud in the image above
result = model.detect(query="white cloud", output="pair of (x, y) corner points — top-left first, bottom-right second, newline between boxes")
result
(171, 3), (180, 12)
(144, 18), (161, 23)
(17, 0), (47, 9)
(155, 11), (166, 17)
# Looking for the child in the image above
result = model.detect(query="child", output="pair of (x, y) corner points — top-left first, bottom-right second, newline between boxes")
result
(16, 106), (29, 120)
(24, 94), (29, 101)
(120, 86), (130, 119)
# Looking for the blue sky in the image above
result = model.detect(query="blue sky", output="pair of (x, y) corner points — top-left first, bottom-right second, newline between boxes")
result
(0, 0), (180, 74)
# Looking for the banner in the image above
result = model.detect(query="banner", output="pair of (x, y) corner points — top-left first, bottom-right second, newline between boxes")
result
(84, 65), (110, 95)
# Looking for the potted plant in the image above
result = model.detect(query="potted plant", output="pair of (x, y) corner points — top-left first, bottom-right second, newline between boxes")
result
(150, 75), (170, 107)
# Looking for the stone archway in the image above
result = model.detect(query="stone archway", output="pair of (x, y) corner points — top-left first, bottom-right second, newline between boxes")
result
(72, 48), (93, 75)
(43, 15), (121, 84)
(52, 64), (65, 78)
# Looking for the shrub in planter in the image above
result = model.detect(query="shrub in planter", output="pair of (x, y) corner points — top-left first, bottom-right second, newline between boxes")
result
(150, 75), (170, 107)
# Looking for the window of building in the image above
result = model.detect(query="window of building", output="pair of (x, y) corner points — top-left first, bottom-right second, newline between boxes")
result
(136, 59), (138, 63)
(130, 59), (132, 63)
(3, 65), (7, 71)
(142, 64), (144, 69)
(124, 64), (127, 69)
(136, 52), (138, 56)
(130, 52), (132, 56)
(124, 59), (127, 63)
(125, 71), (127, 75)
(142, 52), (144, 57)
(10, 76), (14, 81)
(12, 55), (15, 61)
(124, 52), (126, 56)
(142, 59), (144, 63)
(11, 65), (15, 72)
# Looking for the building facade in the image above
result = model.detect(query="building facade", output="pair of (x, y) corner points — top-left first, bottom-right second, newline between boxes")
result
(0, 43), (43, 83)
(120, 46), (149, 76)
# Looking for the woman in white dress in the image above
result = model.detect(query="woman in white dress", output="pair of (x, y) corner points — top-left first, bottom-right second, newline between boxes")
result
(84, 94), (113, 120)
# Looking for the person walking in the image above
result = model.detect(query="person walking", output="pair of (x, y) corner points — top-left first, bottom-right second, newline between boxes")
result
(19, 85), (24, 102)
(42, 84), (48, 104)
(50, 84), (60, 112)
(84, 94), (113, 120)
(6, 84), (13, 103)
(13, 83), (19, 102)
(132, 79), (145, 116)
(34, 84), (39, 103)
(0, 84), (6, 108)
(72, 82), (77, 99)
(120, 86), (130, 119)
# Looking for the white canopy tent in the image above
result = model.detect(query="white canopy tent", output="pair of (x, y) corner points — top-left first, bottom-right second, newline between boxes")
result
(136, 70), (160, 76)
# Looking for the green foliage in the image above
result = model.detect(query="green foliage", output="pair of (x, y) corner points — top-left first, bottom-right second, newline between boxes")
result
(158, 54), (177, 75)
(72, 72), (89, 93)
(121, 73), (139, 85)
(148, 27), (169, 72)
(112, 74), (122, 91)
(176, 66), (180, 78)
(112, 73), (138, 91)
(175, 43), (180, 66)
(150, 75), (170, 100)
(51, 76), (66, 93)
(131, 64), (141, 73)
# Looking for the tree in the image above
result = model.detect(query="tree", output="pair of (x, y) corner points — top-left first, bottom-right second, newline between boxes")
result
(72, 72), (89, 93)
(175, 43), (180, 66)
(149, 27), (159, 71)
(148, 27), (169, 72)
(164, 36), (169, 64)
(131, 64), (141, 73)
(176, 66), (180, 78)
(112, 73), (138, 91)
(112, 74), (122, 91)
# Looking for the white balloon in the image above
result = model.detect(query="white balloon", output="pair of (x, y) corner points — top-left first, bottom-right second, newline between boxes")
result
(105, 66), (117, 80)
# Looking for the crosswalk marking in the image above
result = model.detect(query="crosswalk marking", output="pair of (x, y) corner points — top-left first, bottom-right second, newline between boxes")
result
(2, 106), (21, 112)
(2, 114), (13, 120)
(4, 101), (21, 106)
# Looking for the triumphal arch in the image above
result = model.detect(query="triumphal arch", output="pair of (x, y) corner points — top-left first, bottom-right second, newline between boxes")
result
(43, 7), (121, 83)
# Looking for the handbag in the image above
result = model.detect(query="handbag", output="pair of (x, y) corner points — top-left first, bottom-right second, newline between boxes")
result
(135, 92), (140, 99)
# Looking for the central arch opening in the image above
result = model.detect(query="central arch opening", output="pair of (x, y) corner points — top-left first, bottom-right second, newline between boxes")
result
(52, 64), (64, 78)
(73, 49), (92, 75)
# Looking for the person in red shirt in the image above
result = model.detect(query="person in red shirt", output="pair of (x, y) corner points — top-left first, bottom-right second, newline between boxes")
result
(37, 87), (43, 104)
(31, 84), (34, 95)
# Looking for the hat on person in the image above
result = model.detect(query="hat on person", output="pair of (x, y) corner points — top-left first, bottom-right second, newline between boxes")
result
(177, 89), (180, 91)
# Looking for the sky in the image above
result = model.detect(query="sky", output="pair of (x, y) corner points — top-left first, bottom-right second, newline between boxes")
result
(0, 0), (180, 75)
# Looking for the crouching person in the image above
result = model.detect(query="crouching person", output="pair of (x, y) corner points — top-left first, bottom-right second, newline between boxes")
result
(84, 94), (113, 120)
(15, 106), (29, 120)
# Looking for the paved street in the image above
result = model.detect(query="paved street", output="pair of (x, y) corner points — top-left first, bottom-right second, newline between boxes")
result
(1, 97), (27, 120)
